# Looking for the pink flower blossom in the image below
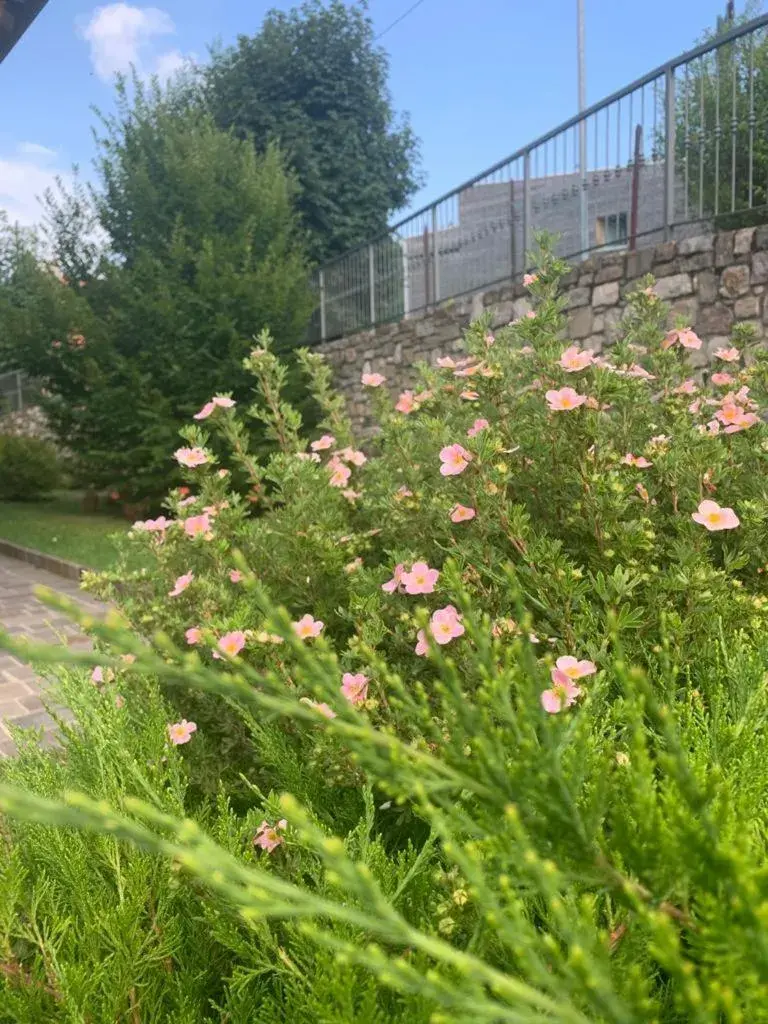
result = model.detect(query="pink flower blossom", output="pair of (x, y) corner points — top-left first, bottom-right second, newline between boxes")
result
(169, 571), (194, 597)
(362, 372), (386, 386)
(716, 402), (757, 431)
(692, 499), (740, 531)
(541, 670), (582, 713)
(711, 372), (735, 386)
(178, 495), (197, 508)
(519, 345), (534, 354)
(525, 310), (536, 319)
(229, 569), (244, 583)
(328, 458), (352, 488)
(621, 453), (652, 468)
(545, 387), (588, 412)
(344, 557), (363, 573)
(559, 345), (594, 372)
(341, 672), (369, 705)
(430, 605), (465, 645)
(555, 656), (597, 680)
(625, 363), (655, 380)
(342, 488), (362, 502)
(311, 434), (336, 451)
(91, 666), (104, 684)
(723, 411), (760, 434)
(254, 819), (287, 853)
(436, 355), (457, 368)
(168, 719), (197, 745)
(715, 347), (740, 362)
(382, 564), (405, 593)
(673, 379), (698, 395)
(300, 698), (336, 719)
(523, 272), (538, 286)
(450, 503), (476, 522)
(184, 513), (213, 540)
(663, 328), (702, 350)
(293, 614), (324, 639)
(688, 399), (702, 415)
(192, 395), (235, 420)
(636, 483), (650, 502)
(339, 447), (367, 466)
(174, 447), (209, 468)
(460, 389), (479, 401)
(218, 631), (246, 658)
(467, 418), (489, 438)
(439, 443), (472, 476)
(193, 401), (216, 420)
(134, 516), (172, 533)
(395, 391), (418, 414)
(394, 486), (413, 501)
(185, 627), (202, 645)
(415, 629), (429, 656)
(484, 331), (495, 347)
(414, 389), (433, 403)
(402, 561), (440, 595)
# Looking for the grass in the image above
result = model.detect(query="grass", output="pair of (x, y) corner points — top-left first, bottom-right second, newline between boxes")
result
(0, 492), (139, 571)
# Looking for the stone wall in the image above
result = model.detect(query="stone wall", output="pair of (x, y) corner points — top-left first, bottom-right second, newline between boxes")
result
(317, 226), (768, 431)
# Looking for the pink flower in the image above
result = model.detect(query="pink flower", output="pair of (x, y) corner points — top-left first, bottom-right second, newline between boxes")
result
(467, 418), (489, 438)
(402, 561), (440, 595)
(673, 379), (697, 395)
(193, 401), (216, 420)
(716, 402), (750, 428)
(715, 347), (740, 362)
(436, 355), (457, 369)
(311, 434), (336, 451)
(545, 387), (587, 412)
(723, 411), (759, 434)
(91, 666), (104, 684)
(169, 571), (194, 597)
(344, 557), (363, 573)
(168, 719), (197, 745)
(621, 453), (652, 468)
(229, 569), (244, 583)
(450, 504), (476, 523)
(218, 468), (230, 478)
(636, 482), (650, 503)
(339, 447), (367, 467)
(362, 372), (386, 386)
(484, 332), (495, 347)
(342, 488), (362, 502)
(523, 272), (538, 286)
(185, 627), (202, 645)
(415, 629), (429, 656)
(341, 672), (369, 705)
(293, 614), (324, 639)
(454, 363), (483, 378)
(174, 447), (209, 468)
(460, 389), (479, 401)
(430, 605), (465, 645)
(178, 495), (197, 508)
(559, 345), (594, 372)
(133, 516), (172, 533)
(218, 631), (246, 658)
(692, 499), (740, 531)
(184, 513), (213, 540)
(711, 372), (735, 386)
(625, 363), (655, 380)
(688, 399), (702, 415)
(382, 564), (405, 593)
(254, 819), (287, 853)
(395, 391), (418, 414)
(541, 670), (582, 714)
(555, 656), (597, 680)
(439, 443), (472, 476)
(414, 389), (433, 403)
(394, 486), (413, 501)
(525, 310), (536, 319)
(213, 396), (235, 409)
(519, 345), (534, 354)
(328, 458), (352, 488)
(663, 328), (702, 350)
(300, 698), (336, 719)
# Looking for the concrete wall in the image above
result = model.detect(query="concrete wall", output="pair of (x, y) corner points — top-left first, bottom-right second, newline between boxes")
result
(317, 225), (768, 432)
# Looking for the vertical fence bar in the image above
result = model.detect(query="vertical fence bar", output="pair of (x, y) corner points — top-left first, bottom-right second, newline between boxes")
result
(664, 65), (676, 239)
(509, 177), (517, 276)
(368, 244), (376, 325)
(523, 150), (531, 263)
(400, 239), (410, 317)
(731, 40), (738, 212)
(749, 32), (755, 208)
(431, 205), (440, 304)
(319, 270), (327, 341)
(16, 372), (23, 412)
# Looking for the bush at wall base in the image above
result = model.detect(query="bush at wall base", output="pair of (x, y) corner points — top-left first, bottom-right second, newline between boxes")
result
(0, 434), (61, 501)
(3, 246), (768, 1020)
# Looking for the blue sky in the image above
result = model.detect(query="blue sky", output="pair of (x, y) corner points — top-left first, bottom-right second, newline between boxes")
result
(0, 0), (761, 228)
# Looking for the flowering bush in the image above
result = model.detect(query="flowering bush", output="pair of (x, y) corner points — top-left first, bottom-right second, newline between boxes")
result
(0, 433), (61, 500)
(3, 244), (768, 1019)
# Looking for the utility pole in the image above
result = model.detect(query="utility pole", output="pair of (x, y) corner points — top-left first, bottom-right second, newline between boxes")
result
(578, 0), (588, 256)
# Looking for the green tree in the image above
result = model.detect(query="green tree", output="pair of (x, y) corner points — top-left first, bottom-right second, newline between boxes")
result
(1, 82), (313, 500)
(204, 0), (422, 263)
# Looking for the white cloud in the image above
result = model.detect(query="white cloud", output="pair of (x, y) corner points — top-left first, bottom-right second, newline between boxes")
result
(80, 3), (190, 83)
(0, 151), (72, 228)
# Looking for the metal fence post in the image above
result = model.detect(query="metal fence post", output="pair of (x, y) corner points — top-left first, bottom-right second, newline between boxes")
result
(664, 65), (676, 240)
(399, 239), (411, 317)
(368, 244), (376, 325)
(16, 372), (23, 412)
(523, 150), (531, 265)
(431, 206), (440, 303)
(319, 270), (327, 342)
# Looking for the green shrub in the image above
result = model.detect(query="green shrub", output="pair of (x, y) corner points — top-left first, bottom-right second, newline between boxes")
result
(3, 243), (768, 1020)
(0, 433), (60, 501)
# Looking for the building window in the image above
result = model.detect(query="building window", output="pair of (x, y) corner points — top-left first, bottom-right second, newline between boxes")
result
(596, 212), (628, 248)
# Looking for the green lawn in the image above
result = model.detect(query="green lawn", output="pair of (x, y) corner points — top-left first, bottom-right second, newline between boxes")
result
(0, 492), (138, 571)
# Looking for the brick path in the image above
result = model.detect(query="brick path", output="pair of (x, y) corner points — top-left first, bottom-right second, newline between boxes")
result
(0, 554), (105, 756)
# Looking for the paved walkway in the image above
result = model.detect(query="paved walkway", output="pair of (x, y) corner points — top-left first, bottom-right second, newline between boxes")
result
(0, 554), (105, 755)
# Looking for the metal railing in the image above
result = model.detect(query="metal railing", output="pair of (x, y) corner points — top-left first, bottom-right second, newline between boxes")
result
(309, 13), (768, 343)
(0, 370), (34, 416)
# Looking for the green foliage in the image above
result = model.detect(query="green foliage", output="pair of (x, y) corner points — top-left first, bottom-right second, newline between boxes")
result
(204, 0), (422, 262)
(0, 434), (60, 501)
(1, 82), (313, 500)
(5, 244), (768, 1019)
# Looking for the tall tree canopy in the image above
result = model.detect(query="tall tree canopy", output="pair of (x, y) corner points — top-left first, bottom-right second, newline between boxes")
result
(204, 0), (422, 263)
